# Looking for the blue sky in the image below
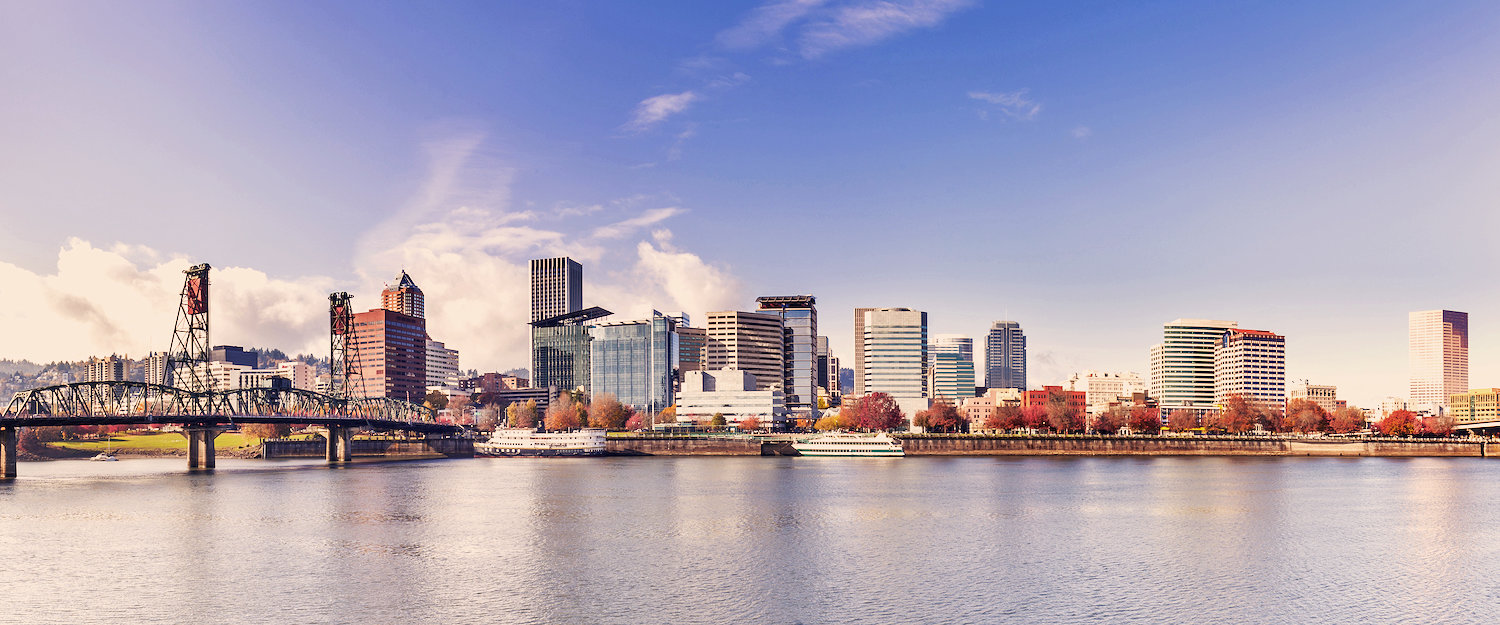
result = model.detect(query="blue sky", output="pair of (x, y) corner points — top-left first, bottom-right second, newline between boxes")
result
(2, 0), (1498, 407)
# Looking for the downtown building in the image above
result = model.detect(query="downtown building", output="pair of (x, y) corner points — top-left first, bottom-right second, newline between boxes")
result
(348, 308), (427, 401)
(857, 307), (929, 420)
(530, 257), (608, 393)
(756, 295), (819, 417)
(1287, 381), (1339, 413)
(929, 334), (976, 404)
(589, 312), (679, 415)
(1149, 319), (1237, 415)
(674, 369), (788, 426)
(1213, 328), (1286, 408)
(1409, 309), (1468, 413)
(705, 310), (785, 394)
(985, 321), (1027, 391)
(1067, 370), (1146, 415)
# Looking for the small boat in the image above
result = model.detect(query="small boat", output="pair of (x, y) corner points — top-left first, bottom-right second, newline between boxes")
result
(91, 437), (119, 461)
(792, 431), (905, 457)
(474, 428), (607, 457)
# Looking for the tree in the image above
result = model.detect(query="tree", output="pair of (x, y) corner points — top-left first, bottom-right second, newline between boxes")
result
(544, 392), (583, 431)
(1093, 407), (1127, 434)
(1376, 410), (1419, 437)
(985, 405), (1023, 431)
(1167, 409), (1198, 432)
(506, 400), (538, 429)
(1021, 405), (1049, 430)
(625, 411), (646, 431)
(656, 405), (677, 426)
(814, 415), (842, 431)
(710, 413), (727, 428)
(588, 393), (630, 430)
(1422, 414), (1455, 436)
(855, 392), (904, 430)
(1286, 399), (1329, 433)
(914, 400), (963, 433)
(1329, 407), (1365, 434)
(423, 390), (449, 412)
(241, 423), (289, 441)
(1128, 406), (1161, 434)
(739, 416), (761, 432)
(1216, 395), (1256, 433)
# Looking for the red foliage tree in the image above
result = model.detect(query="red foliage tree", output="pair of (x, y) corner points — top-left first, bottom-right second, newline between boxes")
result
(1092, 408), (1127, 434)
(1216, 395), (1256, 433)
(544, 392), (584, 431)
(739, 416), (761, 432)
(1376, 410), (1419, 437)
(625, 411), (646, 431)
(1021, 405), (1049, 430)
(1421, 414), (1455, 436)
(985, 405), (1024, 431)
(1128, 406), (1161, 434)
(1328, 407), (1365, 434)
(918, 400), (964, 433)
(856, 392), (905, 430)
(1167, 409), (1198, 432)
(1286, 399), (1329, 433)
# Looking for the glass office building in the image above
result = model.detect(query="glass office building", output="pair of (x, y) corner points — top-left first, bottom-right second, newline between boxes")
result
(757, 295), (819, 416)
(590, 313), (679, 415)
(532, 306), (612, 393)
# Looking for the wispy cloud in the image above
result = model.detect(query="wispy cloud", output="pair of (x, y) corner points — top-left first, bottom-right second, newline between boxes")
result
(798, 0), (975, 59)
(591, 207), (686, 240)
(1071, 125), (1092, 139)
(625, 91), (699, 132)
(716, 0), (830, 50)
(969, 90), (1042, 121)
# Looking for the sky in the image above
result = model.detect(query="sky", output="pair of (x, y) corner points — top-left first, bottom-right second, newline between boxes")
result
(2, 0), (1498, 408)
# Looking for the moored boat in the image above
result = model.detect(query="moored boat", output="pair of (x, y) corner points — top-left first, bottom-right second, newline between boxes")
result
(475, 428), (607, 457)
(792, 432), (905, 457)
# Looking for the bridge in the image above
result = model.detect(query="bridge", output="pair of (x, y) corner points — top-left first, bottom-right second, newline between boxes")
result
(0, 264), (462, 479)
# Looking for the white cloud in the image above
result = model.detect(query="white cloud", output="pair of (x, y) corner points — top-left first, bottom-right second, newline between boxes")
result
(968, 90), (1042, 121)
(625, 91), (700, 132)
(1071, 125), (1093, 139)
(799, 0), (974, 59)
(716, 0), (829, 50)
(590, 207), (686, 240)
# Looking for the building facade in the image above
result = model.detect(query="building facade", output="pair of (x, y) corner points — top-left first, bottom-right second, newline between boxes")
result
(210, 345), (257, 368)
(930, 334), (976, 404)
(381, 270), (425, 319)
(859, 307), (929, 418)
(1067, 370), (1146, 414)
(853, 307), (875, 395)
(985, 321), (1027, 391)
(1287, 381), (1338, 413)
(349, 308), (427, 401)
(83, 355), (128, 383)
(145, 352), (170, 386)
(756, 295), (818, 416)
(676, 325), (707, 384)
(425, 339), (460, 389)
(1409, 309), (1469, 412)
(1021, 386), (1088, 414)
(1450, 388), (1500, 425)
(589, 313), (678, 415)
(674, 369), (788, 426)
(705, 311), (785, 392)
(530, 257), (582, 322)
(1213, 328), (1286, 407)
(1150, 318), (1237, 415)
(532, 307), (610, 393)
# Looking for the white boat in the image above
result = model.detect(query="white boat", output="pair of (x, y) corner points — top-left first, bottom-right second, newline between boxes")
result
(474, 428), (607, 457)
(90, 453), (118, 462)
(793, 432), (905, 457)
(91, 436), (118, 461)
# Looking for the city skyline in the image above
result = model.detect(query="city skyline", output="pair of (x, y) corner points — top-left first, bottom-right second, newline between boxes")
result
(3, 2), (1499, 408)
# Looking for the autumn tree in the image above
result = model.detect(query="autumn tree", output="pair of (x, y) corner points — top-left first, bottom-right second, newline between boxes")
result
(1127, 406), (1161, 434)
(625, 410), (646, 431)
(506, 400), (538, 429)
(916, 400), (964, 433)
(1045, 392), (1083, 433)
(739, 416), (761, 432)
(588, 393), (631, 430)
(814, 414), (842, 431)
(710, 413), (727, 428)
(1216, 395), (1256, 433)
(985, 405), (1024, 431)
(1092, 407), (1127, 434)
(423, 390), (449, 412)
(544, 392), (583, 431)
(478, 404), (501, 430)
(1167, 409), (1198, 432)
(1286, 399), (1329, 433)
(1328, 407), (1365, 434)
(1422, 414), (1455, 436)
(1376, 410), (1419, 437)
(656, 405), (677, 426)
(855, 392), (905, 431)
(241, 423), (290, 441)
(1020, 405), (1049, 430)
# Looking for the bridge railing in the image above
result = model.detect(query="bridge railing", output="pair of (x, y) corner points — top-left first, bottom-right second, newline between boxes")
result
(3, 381), (437, 424)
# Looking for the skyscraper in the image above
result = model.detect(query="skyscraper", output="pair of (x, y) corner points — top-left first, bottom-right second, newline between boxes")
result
(705, 311), (785, 393)
(589, 313), (678, 415)
(859, 307), (928, 418)
(530, 257), (582, 322)
(1149, 318), (1237, 415)
(1409, 309), (1468, 411)
(756, 295), (818, 416)
(1213, 328), (1286, 407)
(381, 270), (425, 319)
(852, 307), (875, 395)
(930, 334), (976, 403)
(985, 321), (1027, 391)
(349, 308), (427, 401)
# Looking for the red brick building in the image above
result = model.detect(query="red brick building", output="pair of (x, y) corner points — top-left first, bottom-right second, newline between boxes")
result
(1022, 386), (1088, 414)
(349, 308), (427, 401)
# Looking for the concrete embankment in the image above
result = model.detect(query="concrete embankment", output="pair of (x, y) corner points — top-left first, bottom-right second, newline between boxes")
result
(262, 436), (473, 459)
(605, 434), (1492, 457)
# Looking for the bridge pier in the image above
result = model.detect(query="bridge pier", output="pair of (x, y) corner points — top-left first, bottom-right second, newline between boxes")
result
(323, 426), (353, 463)
(1, 427), (16, 480)
(182, 426), (228, 469)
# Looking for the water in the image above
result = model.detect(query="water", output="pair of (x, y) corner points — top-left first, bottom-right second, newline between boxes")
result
(2, 456), (1499, 624)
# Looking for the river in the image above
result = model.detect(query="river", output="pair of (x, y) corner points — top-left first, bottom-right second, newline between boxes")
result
(2, 456), (1497, 624)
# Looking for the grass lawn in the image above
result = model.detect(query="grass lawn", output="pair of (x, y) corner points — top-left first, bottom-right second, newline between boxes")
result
(52, 432), (260, 452)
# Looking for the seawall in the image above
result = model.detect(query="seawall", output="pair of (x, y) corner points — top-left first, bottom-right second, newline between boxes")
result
(607, 435), (763, 456)
(262, 436), (473, 459)
(606, 434), (1491, 457)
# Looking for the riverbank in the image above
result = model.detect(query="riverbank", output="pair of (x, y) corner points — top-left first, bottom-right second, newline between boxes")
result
(603, 434), (1495, 457)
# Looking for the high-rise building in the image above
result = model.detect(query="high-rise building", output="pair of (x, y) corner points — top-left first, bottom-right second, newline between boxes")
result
(1409, 310), (1468, 411)
(705, 311), (785, 393)
(676, 325), (707, 384)
(674, 369), (788, 425)
(83, 355), (128, 383)
(349, 308), (427, 401)
(930, 334), (975, 403)
(426, 339), (460, 388)
(1213, 328), (1286, 407)
(1150, 318), (1237, 414)
(532, 307), (611, 393)
(1067, 370), (1145, 414)
(816, 336), (831, 391)
(381, 270), (425, 319)
(1450, 388), (1500, 426)
(985, 321), (1027, 391)
(860, 308), (928, 418)
(210, 345), (257, 368)
(589, 313), (678, 415)
(145, 352), (171, 386)
(852, 307), (875, 395)
(530, 257), (583, 322)
(756, 295), (818, 415)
